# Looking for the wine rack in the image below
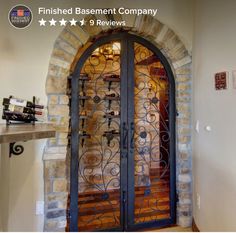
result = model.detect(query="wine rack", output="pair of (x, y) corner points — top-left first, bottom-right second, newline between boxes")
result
(77, 72), (121, 147)
(79, 114), (88, 128)
(104, 111), (120, 128)
(102, 130), (120, 146)
(77, 74), (90, 147)
(79, 131), (91, 147)
(103, 74), (120, 91)
(1, 96), (45, 157)
(104, 94), (120, 110)
(2, 96), (40, 125)
(79, 95), (91, 108)
(79, 73), (91, 90)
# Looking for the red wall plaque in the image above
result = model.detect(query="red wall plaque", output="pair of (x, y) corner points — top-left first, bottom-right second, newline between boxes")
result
(215, 71), (228, 90)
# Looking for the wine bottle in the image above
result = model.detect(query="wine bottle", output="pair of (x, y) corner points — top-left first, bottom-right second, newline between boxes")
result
(79, 73), (89, 78)
(104, 130), (119, 135)
(2, 111), (38, 122)
(5, 104), (42, 115)
(3, 97), (44, 109)
(79, 91), (86, 96)
(103, 74), (120, 79)
(111, 74), (119, 79)
(105, 93), (120, 98)
(80, 111), (87, 116)
(108, 110), (120, 116)
(79, 131), (89, 136)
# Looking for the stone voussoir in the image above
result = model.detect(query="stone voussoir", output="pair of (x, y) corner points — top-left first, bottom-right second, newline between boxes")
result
(122, 14), (136, 29)
(49, 57), (71, 70)
(52, 48), (75, 64)
(46, 209), (66, 219)
(53, 178), (68, 193)
(46, 75), (68, 95)
(65, 24), (90, 45)
(176, 82), (191, 92)
(44, 160), (67, 178)
(48, 64), (60, 77)
(112, 11), (123, 25)
(47, 192), (68, 202)
(171, 46), (189, 63)
(176, 75), (191, 83)
(59, 95), (69, 105)
(45, 146), (67, 154)
(54, 37), (78, 56)
(163, 34), (181, 53)
(173, 55), (192, 69)
(48, 95), (59, 105)
(178, 216), (192, 227)
(59, 28), (82, 49)
(133, 15), (163, 40)
(43, 153), (67, 161)
(82, 15), (103, 37)
(95, 14), (111, 31)
(48, 104), (69, 116)
(154, 26), (172, 47)
(175, 64), (192, 75)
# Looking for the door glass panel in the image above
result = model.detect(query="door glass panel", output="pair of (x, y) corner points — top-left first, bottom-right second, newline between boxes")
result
(77, 41), (121, 231)
(133, 42), (170, 223)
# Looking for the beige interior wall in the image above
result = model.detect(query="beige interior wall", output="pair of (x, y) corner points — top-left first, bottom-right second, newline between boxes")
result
(0, 0), (193, 231)
(0, 1), (70, 231)
(0, 144), (10, 231)
(0, 145), (2, 231)
(193, 0), (236, 231)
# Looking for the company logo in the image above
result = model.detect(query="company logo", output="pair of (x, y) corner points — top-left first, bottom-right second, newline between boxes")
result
(9, 5), (33, 29)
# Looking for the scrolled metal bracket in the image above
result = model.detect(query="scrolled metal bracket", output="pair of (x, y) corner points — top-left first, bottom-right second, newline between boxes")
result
(9, 142), (24, 157)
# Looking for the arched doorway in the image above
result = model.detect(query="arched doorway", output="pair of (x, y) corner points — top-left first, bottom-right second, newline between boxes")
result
(68, 32), (176, 231)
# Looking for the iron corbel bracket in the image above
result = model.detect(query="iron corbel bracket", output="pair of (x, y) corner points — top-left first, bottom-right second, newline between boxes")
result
(9, 142), (24, 157)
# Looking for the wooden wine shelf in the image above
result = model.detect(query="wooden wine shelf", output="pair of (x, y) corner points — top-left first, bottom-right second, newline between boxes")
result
(79, 96), (90, 100)
(66, 167), (170, 231)
(104, 114), (120, 119)
(103, 77), (120, 82)
(79, 76), (91, 81)
(104, 96), (120, 101)
(0, 123), (56, 144)
(79, 134), (91, 139)
(79, 115), (88, 119)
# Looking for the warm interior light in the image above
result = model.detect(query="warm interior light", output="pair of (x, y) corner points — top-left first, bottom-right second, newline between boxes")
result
(112, 42), (121, 56)
(92, 42), (121, 60)
(91, 48), (100, 57)
(102, 44), (113, 61)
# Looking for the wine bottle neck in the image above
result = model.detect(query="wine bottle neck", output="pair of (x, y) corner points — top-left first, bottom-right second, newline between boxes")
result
(34, 104), (44, 109)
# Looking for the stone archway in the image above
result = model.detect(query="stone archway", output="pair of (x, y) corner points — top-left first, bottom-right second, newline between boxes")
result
(43, 14), (192, 231)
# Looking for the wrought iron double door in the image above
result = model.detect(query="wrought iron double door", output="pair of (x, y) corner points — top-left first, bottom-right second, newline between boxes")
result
(69, 33), (176, 232)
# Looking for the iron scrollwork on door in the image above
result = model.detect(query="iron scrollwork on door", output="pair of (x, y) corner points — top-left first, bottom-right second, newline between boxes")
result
(69, 33), (176, 232)
(77, 42), (122, 231)
(133, 43), (171, 223)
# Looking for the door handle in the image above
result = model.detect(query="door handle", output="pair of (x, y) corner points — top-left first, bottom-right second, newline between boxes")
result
(122, 122), (128, 150)
(130, 122), (135, 149)
(122, 190), (126, 204)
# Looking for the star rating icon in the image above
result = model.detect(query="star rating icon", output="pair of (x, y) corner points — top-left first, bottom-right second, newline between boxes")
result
(59, 18), (67, 26)
(38, 18), (87, 27)
(39, 18), (46, 26)
(80, 18), (86, 26)
(69, 18), (77, 26)
(49, 18), (57, 26)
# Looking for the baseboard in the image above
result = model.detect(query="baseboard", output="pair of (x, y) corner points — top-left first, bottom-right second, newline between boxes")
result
(192, 218), (200, 232)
